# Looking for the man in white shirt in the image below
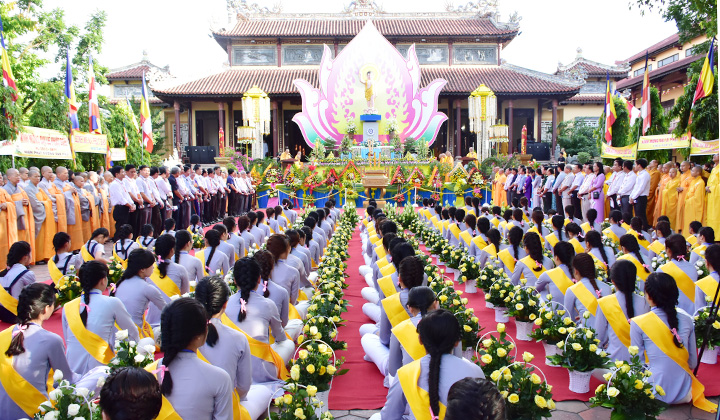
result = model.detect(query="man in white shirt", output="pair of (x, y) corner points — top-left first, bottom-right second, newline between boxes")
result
(147, 166), (166, 237)
(629, 158), (651, 230)
(136, 165), (156, 235)
(511, 166), (525, 206)
(122, 164), (144, 236)
(569, 164), (584, 219)
(617, 160), (637, 216)
(109, 166), (135, 239)
(577, 164), (595, 222)
(504, 168), (516, 206)
(239, 171), (254, 214)
(154, 166), (174, 221)
(552, 163), (567, 213)
(606, 158), (625, 210)
(560, 165), (575, 209)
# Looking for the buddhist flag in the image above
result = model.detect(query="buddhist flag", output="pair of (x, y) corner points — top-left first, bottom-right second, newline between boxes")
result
(126, 97), (139, 133)
(692, 37), (715, 106)
(105, 142), (112, 169)
(124, 126), (129, 147)
(65, 52), (79, 131)
(604, 72), (616, 144)
(88, 55), (101, 133)
(0, 16), (17, 101)
(640, 51), (651, 134)
(140, 71), (153, 153)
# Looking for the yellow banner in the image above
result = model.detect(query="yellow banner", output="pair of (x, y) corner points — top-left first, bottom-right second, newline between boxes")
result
(72, 132), (108, 154)
(14, 127), (73, 159)
(637, 134), (690, 151)
(690, 139), (719, 156)
(601, 142), (637, 160)
(110, 148), (127, 161)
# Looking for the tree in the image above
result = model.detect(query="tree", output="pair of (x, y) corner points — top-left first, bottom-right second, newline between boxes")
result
(633, 0), (716, 50)
(633, 86), (671, 163)
(557, 120), (599, 157)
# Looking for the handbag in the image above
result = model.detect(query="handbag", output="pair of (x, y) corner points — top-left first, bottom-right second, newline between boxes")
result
(593, 191), (600, 200)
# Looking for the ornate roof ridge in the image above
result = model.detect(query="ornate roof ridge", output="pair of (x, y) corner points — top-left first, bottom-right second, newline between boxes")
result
(107, 52), (171, 79)
(556, 56), (629, 74)
(501, 63), (583, 88)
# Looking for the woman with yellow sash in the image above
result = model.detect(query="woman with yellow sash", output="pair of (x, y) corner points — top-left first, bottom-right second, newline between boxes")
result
(136, 224), (157, 252)
(581, 208), (602, 233)
(447, 209), (466, 248)
(196, 276), (274, 419)
(160, 218), (177, 237)
(63, 261), (139, 375)
(48, 232), (84, 286)
(468, 218), (490, 258)
(153, 298), (234, 419)
(145, 235), (190, 326)
(362, 256), (425, 386)
(361, 241), (415, 328)
(196, 229), (231, 277)
(498, 226), (526, 276)
(690, 227), (715, 266)
(459, 214), (476, 250)
(254, 250), (303, 340)
(98, 367), (162, 420)
(584, 231), (616, 268)
(626, 217), (651, 255)
(113, 249), (166, 338)
(603, 210), (627, 247)
(618, 234), (653, 288)
(113, 224), (140, 269)
(174, 230), (205, 283)
(565, 223), (586, 254)
(510, 232), (553, 287)
(647, 221), (671, 261)
(372, 309), (485, 420)
(476, 229), (502, 267)
(0, 242), (36, 323)
(81, 227), (110, 264)
(0, 283), (77, 419)
(630, 273), (717, 412)
(536, 242), (575, 305)
(695, 245), (720, 311)
(225, 217), (246, 262)
(563, 253), (611, 328)
(544, 215), (566, 254)
(213, 224), (241, 266)
(656, 234), (698, 315)
(227, 258), (294, 384)
(594, 260), (649, 363)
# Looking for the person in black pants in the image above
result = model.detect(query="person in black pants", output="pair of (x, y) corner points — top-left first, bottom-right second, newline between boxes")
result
(168, 167), (183, 229)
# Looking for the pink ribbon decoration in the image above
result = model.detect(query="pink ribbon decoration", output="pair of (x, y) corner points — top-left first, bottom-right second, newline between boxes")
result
(671, 328), (682, 342)
(157, 257), (165, 264)
(239, 298), (247, 313)
(595, 289), (602, 298)
(109, 283), (116, 294)
(153, 365), (169, 381)
(12, 324), (27, 338)
(677, 255), (686, 261)
(205, 266), (212, 274)
(535, 260), (543, 268)
(80, 302), (91, 313)
(262, 280), (268, 293)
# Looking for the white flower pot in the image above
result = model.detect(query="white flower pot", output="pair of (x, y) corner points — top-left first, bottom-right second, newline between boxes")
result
(465, 279), (477, 294)
(567, 370), (592, 394)
(544, 342), (562, 366)
(314, 390), (331, 416)
(485, 300), (494, 309)
(449, 268), (460, 279)
(494, 307), (509, 323)
(431, 254), (438, 259)
(515, 321), (533, 341)
(701, 347), (719, 365)
(462, 347), (475, 361)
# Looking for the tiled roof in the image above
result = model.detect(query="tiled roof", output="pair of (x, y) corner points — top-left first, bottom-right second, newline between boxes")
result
(560, 94), (605, 104)
(558, 60), (628, 77)
(152, 65), (580, 98)
(620, 33), (680, 65)
(213, 18), (518, 39)
(109, 97), (163, 105)
(616, 53), (702, 90)
(107, 65), (152, 80)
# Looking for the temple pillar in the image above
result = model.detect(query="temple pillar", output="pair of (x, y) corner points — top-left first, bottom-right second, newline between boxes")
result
(228, 101), (234, 148)
(187, 103), (193, 150)
(272, 100), (280, 156)
(173, 101), (181, 154)
(508, 99), (514, 154)
(552, 99), (558, 162)
(537, 99), (543, 143)
(454, 99), (462, 157)
(218, 102), (225, 153)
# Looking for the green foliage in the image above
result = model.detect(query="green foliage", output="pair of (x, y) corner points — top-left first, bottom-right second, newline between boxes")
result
(403, 137), (418, 155)
(339, 135), (354, 155)
(415, 139), (429, 159)
(633, 86), (671, 163)
(480, 154), (520, 177)
(558, 120), (600, 157)
(598, 96), (632, 165)
(633, 0), (716, 46)
(576, 152), (592, 164)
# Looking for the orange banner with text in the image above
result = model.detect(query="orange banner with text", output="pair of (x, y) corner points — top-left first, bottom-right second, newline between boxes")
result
(689, 139), (719, 156)
(601, 142), (637, 160)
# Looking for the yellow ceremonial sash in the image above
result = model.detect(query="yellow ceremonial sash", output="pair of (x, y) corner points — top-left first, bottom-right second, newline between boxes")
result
(498, 221), (508, 232)
(634, 312), (717, 413)
(545, 233), (559, 249)
(398, 359), (447, 420)
(298, 290), (309, 301)
(697, 276), (720, 306)
(442, 220), (450, 231)
(112, 248), (128, 270)
(195, 250), (208, 276)
(569, 238), (585, 254)
(145, 360), (184, 420)
(449, 224), (461, 240)
(490, 218), (500, 228)
(597, 295), (631, 347)
(220, 314), (289, 379)
(564, 218), (570, 226)
(48, 259), (64, 286)
(472, 235), (487, 250)
(81, 244), (94, 262)
(149, 266), (182, 298)
(380, 263), (396, 278)
(460, 230), (473, 248)
(497, 249), (516, 272)
(627, 230), (650, 250)
(618, 254), (650, 281)
(64, 298), (115, 364)
(377, 257), (391, 269)
(648, 240), (665, 255)
(378, 274), (398, 298)
(621, 222), (631, 231)
(687, 235), (698, 247)
(382, 293), (410, 328)
(0, 284), (18, 315)
(393, 319), (426, 361)
(547, 267), (573, 296)
(603, 228), (620, 245)
(430, 216), (439, 228)
(518, 256), (546, 280)
(568, 282), (599, 316)
(375, 245), (387, 260)
(482, 244), (497, 259)
(289, 303), (302, 320)
(196, 350), (251, 420)
(660, 261), (695, 303)
(0, 327), (48, 416)
(693, 245), (708, 258)
(138, 315), (154, 340)
(580, 222), (591, 233)
(528, 227), (545, 245)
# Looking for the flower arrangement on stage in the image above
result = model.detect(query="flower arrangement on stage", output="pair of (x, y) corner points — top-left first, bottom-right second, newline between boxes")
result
(107, 257), (124, 285)
(694, 306), (720, 350)
(492, 357), (556, 420)
(453, 177), (468, 195)
(477, 324), (515, 376)
(270, 383), (334, 420)
(589, 347), (667, 419)
(529, 305), (573, 348)
(478, 261), (507, 291)
(506, 283), (540, 323)
(546, 314), (610, 372)
(386, 117), (398, 136)
(34, 370), (100, 420)
(289, 340), (347, 392)
(345, 117), (358, 137)
(55, 267), (81, 308)
(109, 330), (155, 372)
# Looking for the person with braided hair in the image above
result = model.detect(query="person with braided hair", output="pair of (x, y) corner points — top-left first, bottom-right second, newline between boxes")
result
(361, 241), (415, 327)
(275, 205), (288, 231)
(113, 224), (139, 267)
(280, 231), (310, 293)
(0, 283), (79, 419)
(469, 217), (491, 258)
(48, 232), (83, 285)
(196, 229), (230, 277)
(690, 227), (715, 266)
(545, 214), (566, 253)
(564, 253), (611, 328)
(223, 216), (246, 259)
(81, 227), (110, 263)
(145, 234), (190, 326)
(445, 377), (507, 420)
(254, 250), (303, 340)
(99, 367), (162, 420)
(536, 241), (576, 305)
(211, 224), (239, 263)
(238, 215), (258, 251)
(656, 234), (697, 315)
(618, 234), (653, 285)
(595, 260), (650, 363)
(510, 231), (554, 286)
(155, 298), (233, 419)
(63, 260), (138, 375)
(603, 210), (627, 246)
(374, 309), (485, 420)
(227, 258), (294, 384)
(173, 230), (204, 284)
(582, 208), (602, 233)
(460, 214), (477, 250)
(630, 273), (716, 410)
(266, 234), (304, 308)
(584, 230), (616, 268)
(497, 226), (526, 276)
(696, 244), (720, 311)
(565, 222), (585, 254)
(447, 209), (466, 247)
(247, 211), (264, 245)
(136, 224), (156, 252)
(476, 228), (502, 266)
(114, 249), (165, 336)
(648, 220), (671, 261)
(287, 229), (312, 280)
(195, 276), (274, 420)
(0, 241), (36, 323)
(301, 225), (320, 269)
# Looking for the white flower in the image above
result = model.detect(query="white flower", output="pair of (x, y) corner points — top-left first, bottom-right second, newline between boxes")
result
(116, 330), (129, 341)
(38, 401), (51, 413)
(698, 270), (704, 276)
(697, 261), (704, 267)
(44, 411), (59, 420)
(142, 344), (156, 355)
(53, 370), (63, 382)
(96, 376), (106, 388)
(170, 294), (180, 301)
(75, 387), (89, 398)
(67, 403), (80, 416)
(134, 354), (146, 363)
(129, 341), (136, 347)
(48, 389), (61, 401)
(189, 281), (197, 288)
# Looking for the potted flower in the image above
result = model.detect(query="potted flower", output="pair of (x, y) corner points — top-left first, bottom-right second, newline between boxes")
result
(694, 306), (720, 364)
(478, 261), (507, 308)
(35, 370), (100, 420)
(270, 383), (334, 420)
(435, 283), (466, 313)
(485, 279), (514, 323)
(459, 255), (481, 293)
(442, 246), (466, 279)
(299, 315), (347, 352)
(546, 314), (611, 393)
(490, 356), (556, 420)
(454, 306), (483, 359)
(55, 266), (82, 308)
(528, 304), (573, 364)
(506, 283), (540, 341)
(289, 340), (347, 413)
(696, 258), (711, 278)
(109, 330), (156, 372)
(107, 258), (124, 285)
(475, 323), (516, 377)
(589, 346), (668, 419)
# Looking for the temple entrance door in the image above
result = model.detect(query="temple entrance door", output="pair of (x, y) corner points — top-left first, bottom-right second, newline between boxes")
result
(284, 110), (311, 159)
(505, 108), (534, 152)
(195, 111), (219, 150)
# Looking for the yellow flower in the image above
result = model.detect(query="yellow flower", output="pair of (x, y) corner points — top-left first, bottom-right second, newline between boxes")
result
(306, 364), (316, 374)
(496, 348), (507, 357)
(307, 385), (317, 397)
(571, 343), (582, 351)
(563, 317), (573, 325)
(490, 370), (501, 381)
(583, 311), (591, 319)
(530, 373), (541, 384)
(481, 354), (493, 364)
(545, 312), (553, 320)
(634, 380), (644, 390)
(461, 298), (469, 305)
(607, 387), (620, 397)
(297, 335), (305, 344)
(534, 318), (543, 326)
(628, 346), (639, 356)
(713, 321), (720, 330)
(620, 364), (631, 374)
(294, 408), (306, 419)
(290, 364), (300, 381)
(603, 372), (613, 381)
(274, 397), (283, 406)
(548, 399), (556, 410)
(515, 303), (524, 311)
(482, 339), (493, 348)
(319, 365), (326, 375)
(528, 299), (536, 307)
(557, 341), (564, 348)
(596, 384), (606, 393)
(463, 325), (472, 332)
(529, 313), (537, 321)
(309, 326), (319, 336)
(615, 360), (625, 368)
(558, 327), (567, 334)
(439, 295), (448, 303)
(655, 385), (665, 396)
(508, 394), (520, 404)
(534, 395), (547, 408)
(298, 349), (309, 360)
(318, 344), (328, 354)
(497, 323), (506, 333)
(589, 344), (598, 352)
(283, 394), (293, 405)
(327, 365), (337, 375)
(523, 352), (534, 363)
(585, 330), (593, 339)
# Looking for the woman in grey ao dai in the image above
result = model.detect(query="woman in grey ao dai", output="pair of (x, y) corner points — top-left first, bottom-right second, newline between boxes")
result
(112, 249), (166, 330)
(145, 234), (190, 326)
(174, 230), (205, 283)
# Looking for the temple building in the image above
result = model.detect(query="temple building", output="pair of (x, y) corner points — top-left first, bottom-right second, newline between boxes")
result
(151, 0), (586, 160)
(104, 51), (170, 107)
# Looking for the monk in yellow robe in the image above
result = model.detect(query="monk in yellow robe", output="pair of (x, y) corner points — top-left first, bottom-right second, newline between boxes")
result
(39, 167), (68, 238)
(645, 160), (661, 227)
(662, 167), (680, 231)
(653, 163), (671, 225)
(676, 161), (692, 233)
(26, 169), (56, 263)
(100, 172), (114, 238)
(682, 165), (706, 235)
(3, 169), (35, 263)
(69, 174), (90, 245)
(705, 154), (720, 234)
(0, 188), (19, 270)
(495, 169), (507, 206)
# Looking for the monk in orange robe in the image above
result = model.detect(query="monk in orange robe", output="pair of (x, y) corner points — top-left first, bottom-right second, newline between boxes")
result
(0, 186), (19, 270)
(652, 163), (671, 225)
(3, 168), (35, 263)
(67, 174), (88, 246)
(676, 161), (692, 233)
(101, 172), (114, 238)
(682, 165), (706, 235)
(645, 160), (661, 227)
(26, 169), (56, 263)
(495, 169), (507, 206)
